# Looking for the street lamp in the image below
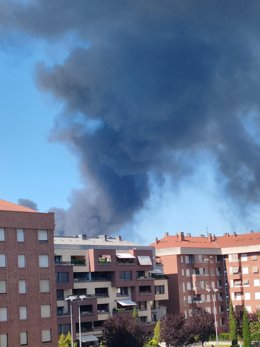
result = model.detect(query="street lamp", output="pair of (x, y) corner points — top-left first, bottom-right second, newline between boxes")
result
(206, 287), (219, 347)
(65, 295), (78, 347)
(78, 295), (87, 347)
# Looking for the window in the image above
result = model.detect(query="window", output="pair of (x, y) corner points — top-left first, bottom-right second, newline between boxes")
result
(243, 280), (249, 286)
(0, 281), (6, 294)
(0, 228), (5, 241)
(255, 292), (260, 300)
(20, 332), (28, 345)
(56, 272), (69, 283)
(97, 303), (109, 312)
(95, 287), (108, 297)
(39, 255), (49, 268)
(245, 306), (252, 313)
(229, 254), (238, 262)
(57, 289), (64, 300)
(41, 305), (51, 318)
(41, 330), (51, 342)
(0, 334), (7, 347)
(19, 306), (27, 320)
(0, 308), (7, 321)
(254, 279), (260, 286)
(187, 282), (191, 290)
(98, 255), (111, 264)
(242, 267), (248, 275)
(155, 285), (165, 294)
(18, 255), (25, 268)
(38, 229), (48, 241)
(17, 229), (24, 242)
(244, 293), (251, 300)
(241, 254), (248, 262)
(117, 287), (128, 296)
(119, 271), (132, 281)
(40, 279), (50, 293)
(19, 280), (26, 294)
(234, 292), (242, 300)
(252, 255), (258, 261)
(253, 266), (259, 274)
(230, 266), (239, 274)
(58, 324), (70, 335)
(0, 255), (6, 267)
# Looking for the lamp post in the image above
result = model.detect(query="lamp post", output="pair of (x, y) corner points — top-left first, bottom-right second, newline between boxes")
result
(206, 287), (219, 347)
(65, 295), (77, 347)
(78, 295), (87, 347)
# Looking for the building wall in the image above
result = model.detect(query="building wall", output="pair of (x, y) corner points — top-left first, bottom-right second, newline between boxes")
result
(0, 210), (57, 346)
(55, 240), (169, 341)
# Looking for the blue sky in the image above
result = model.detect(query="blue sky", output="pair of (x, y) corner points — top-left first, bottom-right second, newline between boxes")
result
(1, 1), (260, 244)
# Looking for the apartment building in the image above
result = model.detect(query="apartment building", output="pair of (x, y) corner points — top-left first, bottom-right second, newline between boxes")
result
(152, 231), (260, 332)
(54, 234), (168, 345)
(0, 199), (57, 346)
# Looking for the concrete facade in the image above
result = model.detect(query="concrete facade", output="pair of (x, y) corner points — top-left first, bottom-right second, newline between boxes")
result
(54, 234), (168, 344)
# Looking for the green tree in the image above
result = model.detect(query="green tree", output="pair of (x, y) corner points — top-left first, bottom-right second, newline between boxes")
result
(250, 311), (260, 341)
(58, 333), (77, 347)
(144, 320), (161, 347)
(133, 307), (138, 320)
(242, 308), (251, 347)
(229, 302), (238, 346)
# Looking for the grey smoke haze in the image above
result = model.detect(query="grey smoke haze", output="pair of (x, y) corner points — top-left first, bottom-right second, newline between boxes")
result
(3, 1), (260, 235)
(18, 198), (38, 211)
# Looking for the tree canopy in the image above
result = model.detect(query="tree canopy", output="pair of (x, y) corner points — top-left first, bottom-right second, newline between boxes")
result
(102, 314), (146, 347)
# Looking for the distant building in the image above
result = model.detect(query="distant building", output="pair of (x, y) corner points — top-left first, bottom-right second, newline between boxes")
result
(152, 231), (260, 332)
(0, 199), (57, 346)
(54, 234), (168, 345)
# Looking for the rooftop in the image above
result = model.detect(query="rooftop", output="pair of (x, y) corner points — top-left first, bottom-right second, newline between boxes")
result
(152, 231), (260, 250)
(54, 234), (138, 247)
(0, 199), (37, 213)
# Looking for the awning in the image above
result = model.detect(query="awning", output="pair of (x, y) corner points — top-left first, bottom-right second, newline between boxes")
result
(117, 299), (137, 306)
(116, 253), (135, 259)
(80, 335), (98, 343)
(149, 268), (163, 274)
(138, 256), (152, 265)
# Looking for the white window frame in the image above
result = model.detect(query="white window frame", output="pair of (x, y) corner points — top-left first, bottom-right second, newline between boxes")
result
(19, 306), (27, 320)
(40, 279), (50, 293)
(0, 334), (7, 347)
(38, 230), (48, 241)
(17, 229), (24, 242)
(19, 280), (26, 294)
(18, 255), (25, 268)
(0, 281), (6, 294)
(0, 255), (6, 267)
(0, 229), (5, 242)
(39, 255), (49, 268)
(0, 308), (7, 321)
(41, 329), (51, 342)
(41, 305), (51, 318)
(20, 332), (28, 345)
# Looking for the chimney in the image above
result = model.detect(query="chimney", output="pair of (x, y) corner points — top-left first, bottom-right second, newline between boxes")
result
(208, 233), (213, 242)
(116, 235), (122, 242)
(164, 232), (169, 237)
(155, 237), (159, 244)
(178, 232), (184, 241)
(99, 235), (107, 242)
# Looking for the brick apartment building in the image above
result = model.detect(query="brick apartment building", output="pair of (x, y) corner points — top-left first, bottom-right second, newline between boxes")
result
(0, 199), (57, 346)
(54, 234), (169, 345)
(152, 231), (260, 332)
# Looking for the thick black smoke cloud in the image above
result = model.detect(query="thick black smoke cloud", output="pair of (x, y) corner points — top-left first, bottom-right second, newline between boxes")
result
(18, 198), (38, 211)
(3, 1), (260, 235)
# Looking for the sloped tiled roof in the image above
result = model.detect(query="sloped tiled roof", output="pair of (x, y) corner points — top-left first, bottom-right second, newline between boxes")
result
(151, 231), (260, 250)
(0, 199), (37, 213)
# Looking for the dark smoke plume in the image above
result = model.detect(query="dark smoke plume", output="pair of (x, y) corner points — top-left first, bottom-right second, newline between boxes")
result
(3, 1), (260, 235)
(18, 198), (38, 211)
